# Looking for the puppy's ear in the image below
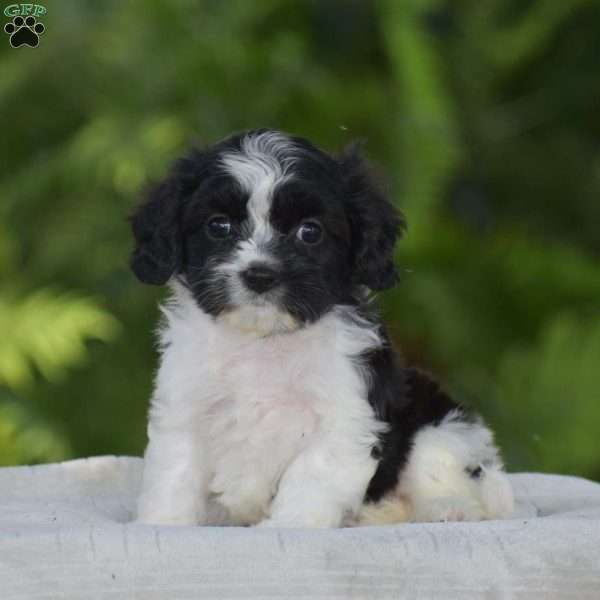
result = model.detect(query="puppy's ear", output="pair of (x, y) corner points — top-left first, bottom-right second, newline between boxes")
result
(339, 144), (406, 291)
(130, 152), (201, 285)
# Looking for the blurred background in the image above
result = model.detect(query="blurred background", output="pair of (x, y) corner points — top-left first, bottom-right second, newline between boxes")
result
(0, 0), (598, 479)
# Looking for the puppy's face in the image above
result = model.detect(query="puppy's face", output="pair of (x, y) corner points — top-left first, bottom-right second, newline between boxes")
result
(131, 130), (403, 335)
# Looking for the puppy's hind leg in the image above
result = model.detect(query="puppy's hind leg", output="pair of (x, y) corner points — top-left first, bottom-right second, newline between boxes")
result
(356, 411), (514, 526)
(398, 410), (514, 523)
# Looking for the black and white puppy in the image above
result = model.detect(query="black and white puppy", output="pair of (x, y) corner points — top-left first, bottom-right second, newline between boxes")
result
(131, 129), (514, 528)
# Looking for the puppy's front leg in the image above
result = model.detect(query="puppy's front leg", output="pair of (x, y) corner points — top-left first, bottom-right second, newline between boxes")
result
(259, 439), (377, 528)
(135, 423), (208, 526)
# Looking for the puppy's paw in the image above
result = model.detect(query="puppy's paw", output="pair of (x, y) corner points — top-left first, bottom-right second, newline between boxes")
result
(256, 518), (278, 528)
(412, 496), (486, 523)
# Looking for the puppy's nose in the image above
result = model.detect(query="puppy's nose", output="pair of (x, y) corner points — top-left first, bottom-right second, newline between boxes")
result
(241, 264), (279, 293)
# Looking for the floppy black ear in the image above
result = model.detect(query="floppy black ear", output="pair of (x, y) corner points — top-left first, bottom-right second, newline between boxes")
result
(339, 144), (406, 291)
(130, 152), (202, 285)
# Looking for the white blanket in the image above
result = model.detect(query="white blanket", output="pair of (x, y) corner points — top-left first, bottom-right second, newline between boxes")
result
(1, 456), (599, 599)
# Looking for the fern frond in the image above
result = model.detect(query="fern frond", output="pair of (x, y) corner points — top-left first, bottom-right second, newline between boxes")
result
(0, 289), (120, 390)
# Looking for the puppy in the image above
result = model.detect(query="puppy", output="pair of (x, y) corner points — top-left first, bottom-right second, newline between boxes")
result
(131, 129), (514, 528)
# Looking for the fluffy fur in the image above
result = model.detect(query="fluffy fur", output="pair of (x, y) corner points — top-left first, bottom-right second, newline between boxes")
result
(131, 129), (514, 528)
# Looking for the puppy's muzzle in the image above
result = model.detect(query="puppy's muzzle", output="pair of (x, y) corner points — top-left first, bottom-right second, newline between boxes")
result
(241, 264), (279, 294)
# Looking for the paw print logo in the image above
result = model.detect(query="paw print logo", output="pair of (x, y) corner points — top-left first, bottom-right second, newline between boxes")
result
(4, 15), (45, 48)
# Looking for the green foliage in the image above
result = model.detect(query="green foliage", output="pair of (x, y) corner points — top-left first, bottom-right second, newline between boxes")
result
(381, 0), (463, 225)
(0, 0), (598, 479)
(0, 225), (119, 464)
(495, 312), (600, 475)
(0, 289), (119, 389)
(0, 398), (70, 466)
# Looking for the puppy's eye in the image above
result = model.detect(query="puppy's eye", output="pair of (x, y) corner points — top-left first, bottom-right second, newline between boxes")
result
(206, 215), (232, 240)
(296, 220), (323, 245)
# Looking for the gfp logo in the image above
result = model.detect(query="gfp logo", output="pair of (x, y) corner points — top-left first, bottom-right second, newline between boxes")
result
(3, 4), (46, 47)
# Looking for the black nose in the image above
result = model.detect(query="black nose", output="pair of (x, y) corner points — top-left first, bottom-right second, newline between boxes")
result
(241, 264), (279, 293)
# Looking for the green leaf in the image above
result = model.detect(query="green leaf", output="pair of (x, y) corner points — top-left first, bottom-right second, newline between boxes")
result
(0, 289), (120, 390)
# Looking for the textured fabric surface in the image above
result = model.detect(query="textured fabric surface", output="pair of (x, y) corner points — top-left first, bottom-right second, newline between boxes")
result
(1, 456), (599, 599)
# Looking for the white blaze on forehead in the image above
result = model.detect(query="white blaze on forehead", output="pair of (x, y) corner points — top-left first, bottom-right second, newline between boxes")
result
(220, 131), (297, 245)
(217, 133), (299, 328)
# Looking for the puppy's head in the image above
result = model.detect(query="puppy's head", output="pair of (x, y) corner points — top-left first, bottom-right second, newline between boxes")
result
(131, 129), (404, 335)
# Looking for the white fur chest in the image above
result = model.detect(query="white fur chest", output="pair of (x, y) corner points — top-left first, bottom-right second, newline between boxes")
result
(205, 327), (332, 523)
(149, 287), (383, 525)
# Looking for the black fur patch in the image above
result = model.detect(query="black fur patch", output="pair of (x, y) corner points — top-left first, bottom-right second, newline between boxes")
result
(364, 339), (465, 502)
(466, 465), (483, 479)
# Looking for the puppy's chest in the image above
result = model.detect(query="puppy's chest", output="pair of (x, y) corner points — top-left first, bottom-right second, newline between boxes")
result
(206, 336), (332, 452)
(203, 334), (350, 518)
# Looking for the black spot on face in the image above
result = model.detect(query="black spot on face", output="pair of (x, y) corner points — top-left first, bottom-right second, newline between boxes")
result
(371, 445), (383, 460)
(181, 175), (249, 315)
(266, 176), (354, 324)
(466, 465), (483, 479)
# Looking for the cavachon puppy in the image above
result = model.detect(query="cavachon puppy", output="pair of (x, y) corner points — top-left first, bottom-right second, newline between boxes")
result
(131, 129), (514, 528)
